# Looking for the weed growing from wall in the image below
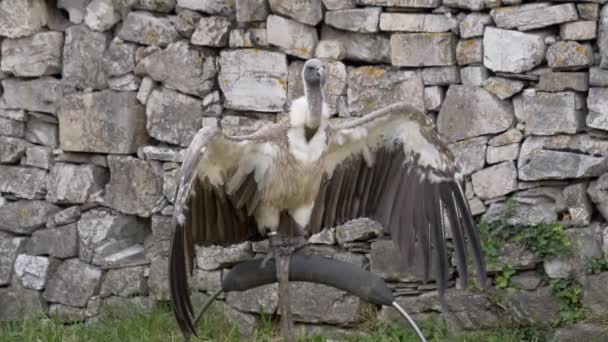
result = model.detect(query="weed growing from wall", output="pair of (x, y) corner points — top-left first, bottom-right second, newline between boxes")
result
(549, 279), (585, 326)
(587, 256), (608, 275)
(472, 200), (582, 327)
(511, 222), (571, 259)
(495, 265), (516, 289)
(475, 200), (571, 274)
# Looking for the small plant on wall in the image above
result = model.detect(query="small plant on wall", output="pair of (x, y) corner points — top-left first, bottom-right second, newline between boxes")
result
(549, 279), (586, 326)
(471, 199), (594, 327)
(587, 256), (608, 275)
(474, 200), (571, 275)
(495, 265), (516, 289)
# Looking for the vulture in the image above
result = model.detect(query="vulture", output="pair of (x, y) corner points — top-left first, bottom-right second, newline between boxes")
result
(169, 58), (487, 340)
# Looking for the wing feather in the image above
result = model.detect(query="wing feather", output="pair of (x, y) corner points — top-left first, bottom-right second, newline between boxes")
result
(344, 163), (358, 224)
(323, 166), (344, 227)
(441, 182), (469, 289)
(358, 160), (375, 217)
(450, 181), (487, 288)
(376, 148), (404, 228)
(412, 177), (431, 282)
(169, 127), (270, 339)
(366, 149), (387, 215)
(203, 183), (216, 244)
(427, 182), (447, 293)
(398, 168), (416, 266)
(334, 165), (348, 225)
(352, 157), (369, 216)
(309, 179), (328, 234)
(314, 102), (487, 295)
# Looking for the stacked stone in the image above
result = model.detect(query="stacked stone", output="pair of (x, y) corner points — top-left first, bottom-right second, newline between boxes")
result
(1, 0), (608, 337)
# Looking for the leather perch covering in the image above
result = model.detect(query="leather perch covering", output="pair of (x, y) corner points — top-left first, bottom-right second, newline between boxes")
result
(210, 255), (427, 342)
(223, 254), (394, 306)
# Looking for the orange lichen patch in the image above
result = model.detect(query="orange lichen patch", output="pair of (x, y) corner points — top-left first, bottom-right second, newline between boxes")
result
(485, 79), (509, 94)
(492, 7), (508, 14)
(294, 47), (311, 56)
(144, 30), (159, 45)
(365, 98), (375, 110)
(575, 44), (590, 57)
(362, 66), (385, 77)
(461, 39), (478, 49)
(278, 78), (286, 89)
(195, 56), (205, 65)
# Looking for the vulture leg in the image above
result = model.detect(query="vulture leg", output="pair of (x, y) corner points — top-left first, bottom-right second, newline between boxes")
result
(269, 234), (295, 342)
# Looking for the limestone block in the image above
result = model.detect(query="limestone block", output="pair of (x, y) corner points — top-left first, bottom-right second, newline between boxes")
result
(135, 41), (217, 98)
(218, 49), (287, 112)
(326, 8), (381, 33)
(268, 0), (322, 26)
(437, 85), (514, 142)
(118, 11), (179, 46)
(63, 25), (109, 90)
(104, 156), (163, 217)
(391, 33), (457, 67)
(43, 259), (102, 307)
(267, 15), (318, 59)
(1, 31), (63, 77)
(59, 91), (148, 154)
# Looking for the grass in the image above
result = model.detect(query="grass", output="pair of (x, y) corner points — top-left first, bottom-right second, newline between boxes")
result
(0, 301), (553, 342)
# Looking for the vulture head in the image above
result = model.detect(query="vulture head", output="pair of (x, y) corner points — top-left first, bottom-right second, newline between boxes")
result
(302, 58), (326, 85)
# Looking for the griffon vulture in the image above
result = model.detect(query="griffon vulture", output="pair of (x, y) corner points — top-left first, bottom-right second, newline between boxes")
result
(169, 59), (487, 340)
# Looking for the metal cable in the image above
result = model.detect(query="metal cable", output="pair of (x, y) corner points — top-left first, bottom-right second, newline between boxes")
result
(193, 288), (223, 327)
(392, 301), (427, 342)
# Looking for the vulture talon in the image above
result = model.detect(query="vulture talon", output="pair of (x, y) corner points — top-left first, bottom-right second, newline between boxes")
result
(168, 58), (487, 342)
(260, 251), (274, 269)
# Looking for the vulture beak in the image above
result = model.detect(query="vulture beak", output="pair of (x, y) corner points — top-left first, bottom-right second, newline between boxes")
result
(316, 66), (326, 84)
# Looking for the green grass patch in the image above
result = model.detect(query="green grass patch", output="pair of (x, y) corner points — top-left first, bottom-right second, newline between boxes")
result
(0, 301), (554, 342)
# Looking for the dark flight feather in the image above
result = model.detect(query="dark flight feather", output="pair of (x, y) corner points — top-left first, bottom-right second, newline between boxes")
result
(310, 105), (487, 297)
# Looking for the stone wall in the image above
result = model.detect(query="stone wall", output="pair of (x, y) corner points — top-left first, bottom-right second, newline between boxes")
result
(1, 0), (608, 337)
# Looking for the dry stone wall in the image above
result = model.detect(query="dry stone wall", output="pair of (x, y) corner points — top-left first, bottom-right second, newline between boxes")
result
(1, 0), (608, 337)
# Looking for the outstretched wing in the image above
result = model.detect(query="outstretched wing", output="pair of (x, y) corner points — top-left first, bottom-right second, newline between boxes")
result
(169, 126), (278, 338)
(310, 102), (487, 295)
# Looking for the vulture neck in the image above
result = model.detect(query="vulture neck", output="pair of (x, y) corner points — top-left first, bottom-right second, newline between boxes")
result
(304, 81), (324, 141)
